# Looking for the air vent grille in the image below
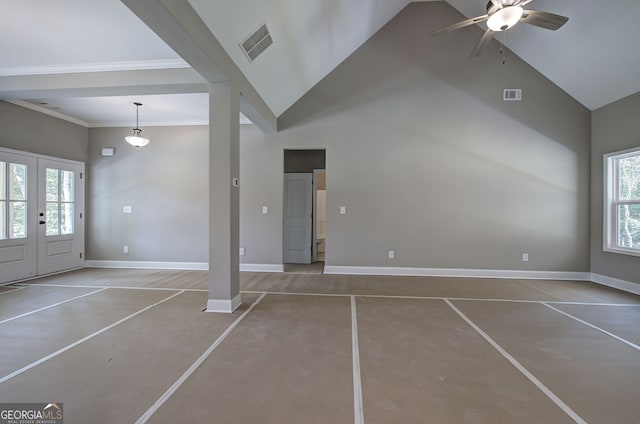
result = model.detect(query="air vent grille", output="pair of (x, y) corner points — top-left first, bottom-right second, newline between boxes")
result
(503, 89), (522, 101)
(240, 23), (273, 62)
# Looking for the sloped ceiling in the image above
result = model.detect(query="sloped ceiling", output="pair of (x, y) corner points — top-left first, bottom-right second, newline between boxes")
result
(0, 0), (639, 127)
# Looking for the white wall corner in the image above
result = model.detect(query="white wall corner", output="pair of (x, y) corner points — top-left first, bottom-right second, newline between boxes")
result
(591, 273), (640, 296)
(206, 294), (242, 313)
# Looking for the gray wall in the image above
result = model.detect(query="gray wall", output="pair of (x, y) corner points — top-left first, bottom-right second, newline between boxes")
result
(239, 1), (591, 271)
(87, 126), (209, 262)
(591, 91), (640, 284)
(0, 101), (88, 162)
(17, 1), (595, 276)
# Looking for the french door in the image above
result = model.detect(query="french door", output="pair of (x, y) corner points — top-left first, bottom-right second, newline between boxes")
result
(0, 149), (84, 284)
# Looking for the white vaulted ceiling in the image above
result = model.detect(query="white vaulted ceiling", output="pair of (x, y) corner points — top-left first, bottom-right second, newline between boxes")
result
(1, 0), (639, 127)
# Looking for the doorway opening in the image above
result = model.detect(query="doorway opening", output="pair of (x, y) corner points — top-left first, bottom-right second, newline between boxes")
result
(283, 149), (326, 274)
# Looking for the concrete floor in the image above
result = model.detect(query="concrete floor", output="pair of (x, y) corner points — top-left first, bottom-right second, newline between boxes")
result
(0, 268), (639, 423)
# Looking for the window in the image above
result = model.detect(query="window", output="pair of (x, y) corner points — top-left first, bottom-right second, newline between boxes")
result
(45, 168), (75, 236)
(604, 147), (640, 256)
(0, 161), (28, 240)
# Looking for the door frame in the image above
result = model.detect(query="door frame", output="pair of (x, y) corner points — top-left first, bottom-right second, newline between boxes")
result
(312, 169), (325, 262)
(0, 147), (85, 285)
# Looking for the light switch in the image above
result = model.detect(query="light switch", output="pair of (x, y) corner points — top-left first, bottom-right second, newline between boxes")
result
(340, 206), (346, 215)
(239, 247), (245, 256)
(122, 205), (132, 214)
(262, 206), (268, 215)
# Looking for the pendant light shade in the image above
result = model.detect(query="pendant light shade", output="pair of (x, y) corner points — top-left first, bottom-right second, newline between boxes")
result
(487, 6), (524, 32)
(125, 102), (150, 147)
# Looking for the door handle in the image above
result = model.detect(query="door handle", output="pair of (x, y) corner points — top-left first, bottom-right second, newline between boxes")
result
(39, 221), (46, 225)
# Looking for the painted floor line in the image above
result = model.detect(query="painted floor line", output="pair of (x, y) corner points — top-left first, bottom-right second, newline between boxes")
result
(12, 285), (640, 306)
(351, 296), (365, 424)
(135, 292), (269, 424)
(444, 299), (588, 424)
(17, 282), (207, 292)
(246, 290), (640, 306)
(543, 303), (640, 352)
(0, 290), (185, 385)
(0, 288), (107, 325)
(0, 286), (27, 295)
(243, 290), (351, 297)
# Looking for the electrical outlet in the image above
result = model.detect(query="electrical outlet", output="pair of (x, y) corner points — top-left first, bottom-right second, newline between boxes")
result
(388, 250), (395, 259)
(262, 206), (268, 215)
(522, 253), (529, 262)
(239, 247), (245, 256)
(122, 205), (132, 214)
(340, 206), (346, 215)
(123, 245), (129, 254)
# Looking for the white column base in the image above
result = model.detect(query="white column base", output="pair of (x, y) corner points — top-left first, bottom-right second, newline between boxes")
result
(206, 294), (242, 313)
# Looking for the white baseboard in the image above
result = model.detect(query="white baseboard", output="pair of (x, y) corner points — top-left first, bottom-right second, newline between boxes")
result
(85, 260), (208, 270)
(591, 273), (640, 295)
(323, 265), (590, 281)
(206, 293), (242, 313)
(239, 263), (284, 273)
(85, 260), (284, 273)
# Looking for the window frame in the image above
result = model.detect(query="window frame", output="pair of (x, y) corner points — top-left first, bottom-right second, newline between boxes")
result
(603, 147), (640, 257)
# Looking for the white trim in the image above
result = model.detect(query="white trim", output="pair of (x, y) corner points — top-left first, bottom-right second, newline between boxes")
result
(136, 292), (267, 424)
(0, 147), (85, 166)
(542, 303), (640, 351)
(239, 263), (284, 273)
(85, 260), (208, 270)
(444, 299), (588, 424)
(350, 296), (364, 424)
(89, 120), (209, 128)
(206, 293), (242, 313)
(0, 59), (190, 77)
(324, 266), (590, 281)
(590, 273), (640, 295)
(0, 290), (184, 384)
(85, 261), (284, 273)
(603, 147), (640, 257)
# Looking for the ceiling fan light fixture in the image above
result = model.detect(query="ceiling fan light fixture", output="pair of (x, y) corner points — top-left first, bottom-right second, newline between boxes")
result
(487, 6), (524, 31)
(124, 102), (150, 148)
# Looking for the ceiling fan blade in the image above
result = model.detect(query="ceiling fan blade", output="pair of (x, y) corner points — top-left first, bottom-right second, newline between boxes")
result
(470, 29), (494, 57)
(429, 14), (489, 36)
(520, 10), (569, 30)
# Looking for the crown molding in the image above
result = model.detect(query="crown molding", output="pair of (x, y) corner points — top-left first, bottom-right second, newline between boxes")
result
(7, 100), (89, 127)
(0, 59), (190, 77)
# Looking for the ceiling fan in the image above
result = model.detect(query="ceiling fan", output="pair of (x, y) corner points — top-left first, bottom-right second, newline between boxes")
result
(429, 0), (569, 57)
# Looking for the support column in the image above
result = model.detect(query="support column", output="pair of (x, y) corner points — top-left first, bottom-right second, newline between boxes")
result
(206, 81), (241, 313)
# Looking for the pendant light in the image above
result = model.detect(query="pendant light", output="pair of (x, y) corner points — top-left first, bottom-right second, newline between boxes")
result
(125, 102), (150, 147)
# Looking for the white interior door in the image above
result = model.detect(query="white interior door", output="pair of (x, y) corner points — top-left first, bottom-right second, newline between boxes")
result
(0, 151), (37, 284)
(284, 173), (312, 264)
(37, 159), (85, 275)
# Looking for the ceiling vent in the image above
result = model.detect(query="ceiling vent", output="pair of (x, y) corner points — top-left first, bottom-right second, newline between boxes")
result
(240, 23), (273, 62)
(503, 88), (522, 101)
